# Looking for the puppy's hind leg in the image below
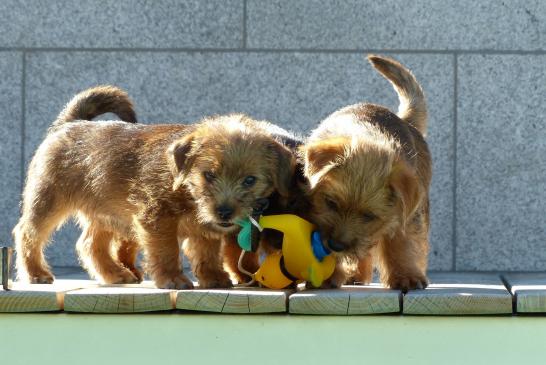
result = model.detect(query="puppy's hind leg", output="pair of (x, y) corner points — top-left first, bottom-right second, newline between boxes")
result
(76, 223), (139, 284)
(116, 238), (144, 282)
(351, 254), (374, 285)
(13, 191), (70, 284)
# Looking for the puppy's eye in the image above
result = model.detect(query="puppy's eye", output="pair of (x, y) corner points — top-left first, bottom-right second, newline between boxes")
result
(362, 212), (377, 222)
(203, 171), (215, 183)
(324, 197), (338, 211)
(242, 175), (256, 187)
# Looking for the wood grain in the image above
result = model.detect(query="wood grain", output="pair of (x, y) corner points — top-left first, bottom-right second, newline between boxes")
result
(64, 281), (174, 313)
(176, 287), (290, 313)
(289, 284), (401, 315)
(403, 273), (513, 315)
(0, 280), (90, 312)
(503, 273), (546, 313)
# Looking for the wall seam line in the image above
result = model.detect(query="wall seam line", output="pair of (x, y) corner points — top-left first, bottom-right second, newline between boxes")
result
(0, 48), (544, 55)
(242, 0), (247, 49)
(20, 51), (26, 201)
(452, 53), (458, 271)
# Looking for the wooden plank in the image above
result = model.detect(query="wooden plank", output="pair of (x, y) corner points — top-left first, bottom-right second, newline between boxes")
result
(403, 273), (513, 315)
(176, 287), (290, 313)
(289, 284), (401, 315)
(64, 281), (174, 313)
(1, 247), (11, 290)
(0, 279), (90, 313)
(503, 273), (546, 313)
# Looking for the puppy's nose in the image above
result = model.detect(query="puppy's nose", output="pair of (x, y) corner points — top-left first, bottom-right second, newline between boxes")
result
(328, 240), (347, 252)
(216, 205), (234, 220)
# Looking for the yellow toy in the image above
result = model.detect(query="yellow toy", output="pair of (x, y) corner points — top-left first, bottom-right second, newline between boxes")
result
(236, 214), (335, 289)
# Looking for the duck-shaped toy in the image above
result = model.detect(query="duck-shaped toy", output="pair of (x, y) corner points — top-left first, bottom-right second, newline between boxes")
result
(236, 214), (335, 289)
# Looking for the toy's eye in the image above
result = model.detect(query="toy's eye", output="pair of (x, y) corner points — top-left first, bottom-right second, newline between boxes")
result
(203, 171), (215, 183)
(242, 176), (256, 187)
(324, 197), (338, 211)
(362, 211), (377, 222)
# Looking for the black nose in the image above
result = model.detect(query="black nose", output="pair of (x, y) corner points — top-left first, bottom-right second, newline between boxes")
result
(216, 205), (234, 220)
(328, 240), (346, 252)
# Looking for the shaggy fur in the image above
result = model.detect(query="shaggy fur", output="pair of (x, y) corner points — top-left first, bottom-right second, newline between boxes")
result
(221, 128), (306, 284)
(14, 86), (296, 289)
(300, 55), (431, 292)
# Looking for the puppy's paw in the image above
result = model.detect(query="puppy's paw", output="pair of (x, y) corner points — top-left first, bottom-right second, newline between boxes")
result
(100, 268), (140, 285)
(28, 271), (55, 284)
(387, 273), (428, 293)
(155, 273), (194, 290)
(128, 267), (144, 283)
(198, 272), (232, 289)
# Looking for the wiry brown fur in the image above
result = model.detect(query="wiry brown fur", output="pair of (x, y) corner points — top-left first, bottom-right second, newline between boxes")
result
(14, 86), (295, 289)
(300, 55), (431, 292)
(221, 127), (306, 284)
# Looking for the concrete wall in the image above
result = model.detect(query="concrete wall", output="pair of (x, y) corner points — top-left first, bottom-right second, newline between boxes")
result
(0, 0), (544, 270)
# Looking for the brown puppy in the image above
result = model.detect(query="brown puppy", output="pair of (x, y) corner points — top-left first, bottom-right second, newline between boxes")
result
(14, 86), (295, 289)
(301, 55), (431, 292)
(221, 128), (307, 284)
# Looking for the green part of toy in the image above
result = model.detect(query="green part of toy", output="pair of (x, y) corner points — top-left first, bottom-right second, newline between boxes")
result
(236, 218), (253, 252)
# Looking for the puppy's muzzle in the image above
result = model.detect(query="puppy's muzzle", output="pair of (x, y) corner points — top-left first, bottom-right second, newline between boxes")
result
(216, 204), (234, 221)
(327, 240), (347, 252)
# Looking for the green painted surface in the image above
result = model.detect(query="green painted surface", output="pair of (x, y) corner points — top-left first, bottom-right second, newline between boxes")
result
(1, 314), (546, 365)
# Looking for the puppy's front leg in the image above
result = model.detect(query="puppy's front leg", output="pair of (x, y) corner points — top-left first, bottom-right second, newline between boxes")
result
(184, 234), (232, 289)
(377, 229), (429, 292)
(136, 218), (193, 289)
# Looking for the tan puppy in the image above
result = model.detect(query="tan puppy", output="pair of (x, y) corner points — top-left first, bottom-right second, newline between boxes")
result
(14, 86), (295, 289)
(301, 55), (431, 292)
(221, 127), (306, 284)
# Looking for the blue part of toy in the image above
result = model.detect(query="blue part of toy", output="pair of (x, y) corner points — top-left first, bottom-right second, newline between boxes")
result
(311, 231), (330, 262)
(236, 218), (253, 251)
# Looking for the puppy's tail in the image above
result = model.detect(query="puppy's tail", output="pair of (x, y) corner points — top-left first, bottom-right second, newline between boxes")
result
(50, 85), (137, 131)
(368, 55), (428, 136)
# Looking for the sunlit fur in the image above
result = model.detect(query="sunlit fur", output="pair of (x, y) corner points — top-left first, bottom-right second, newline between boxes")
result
(13, 86), (295, 289)
(301, 55), (431, 292)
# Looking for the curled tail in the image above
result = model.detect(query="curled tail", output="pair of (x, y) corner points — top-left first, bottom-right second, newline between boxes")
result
(51, 85), (137, 131)
(368, 55), (428, 136)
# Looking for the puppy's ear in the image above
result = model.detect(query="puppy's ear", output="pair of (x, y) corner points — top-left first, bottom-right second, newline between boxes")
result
(268, 141), (296, 198)
(389, 161), (421, 228)
(168, 134), (197, 191)
(302, 137), (347, 186)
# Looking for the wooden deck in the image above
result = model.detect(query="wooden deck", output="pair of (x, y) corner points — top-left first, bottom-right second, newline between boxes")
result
(2, 270), (546, 315)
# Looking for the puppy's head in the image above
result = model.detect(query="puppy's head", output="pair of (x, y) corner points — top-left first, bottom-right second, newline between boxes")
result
(168, 114), (295, 233)
(302, 135), (421, 259)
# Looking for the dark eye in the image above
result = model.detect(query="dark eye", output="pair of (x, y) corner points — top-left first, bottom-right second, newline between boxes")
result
(362, 211), (377, 222)
(324, 197), (338, 211)
(242, 175), (256, 187)
(203, 171), (215, 183)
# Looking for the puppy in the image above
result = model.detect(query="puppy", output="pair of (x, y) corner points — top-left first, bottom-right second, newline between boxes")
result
(301, 55), (431, 292)
(220, 126), (307, 284)
(14, 86), (295, 289)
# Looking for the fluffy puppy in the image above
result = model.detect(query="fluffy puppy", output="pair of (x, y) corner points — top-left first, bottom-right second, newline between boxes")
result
(220, 127), (307, 284)
(13, 86), (295, 289)
(301, 55), (431, 292)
